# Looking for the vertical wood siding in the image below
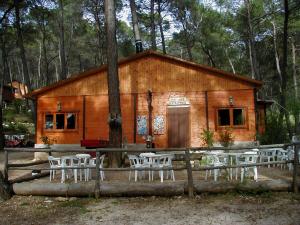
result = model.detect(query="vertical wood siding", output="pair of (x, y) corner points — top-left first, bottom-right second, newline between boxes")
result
(36, 55), (257, 146)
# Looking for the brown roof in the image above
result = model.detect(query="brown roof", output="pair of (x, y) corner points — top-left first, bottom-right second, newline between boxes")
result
(26, 50), (263, 98)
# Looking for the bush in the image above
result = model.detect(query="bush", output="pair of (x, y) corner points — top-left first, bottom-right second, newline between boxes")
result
(200, 129), (214, 147)
(257, 111), (289, 144)
(218, 128), (234, 147)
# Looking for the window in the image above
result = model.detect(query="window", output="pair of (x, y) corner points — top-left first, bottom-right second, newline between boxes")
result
(218, 109), (230, 126)
(56, 114), (65, 129)
(217, 108), (246, 128)
(45, 114), (54, 129)
(233, 109), (245, 125)
(44, 112), (77, 131)
(67, 113), (76, 129)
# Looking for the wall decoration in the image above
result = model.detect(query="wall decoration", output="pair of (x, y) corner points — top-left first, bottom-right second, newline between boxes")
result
(137, 115), (147, 135)
(153, 115), (165, 135)
(167, 95), (190, 106)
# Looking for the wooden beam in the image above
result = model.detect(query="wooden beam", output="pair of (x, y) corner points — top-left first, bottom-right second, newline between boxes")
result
(82, 95), (86, 140)
(185, 150), (194, 197)
(205, 91), (209, 130)
(95, 151), (100, 198)
(293, 144), (299, 193)
(133, 93), (137, 143)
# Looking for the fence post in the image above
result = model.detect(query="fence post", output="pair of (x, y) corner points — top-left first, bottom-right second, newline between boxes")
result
(94, 151), (100, 199)
(185, 150), (194, 198)
(4, 150), (8, 182)
(293, 143), (299, 193)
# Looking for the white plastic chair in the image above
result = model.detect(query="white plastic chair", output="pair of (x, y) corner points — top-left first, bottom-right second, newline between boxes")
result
(128, 155), (148, 182)
(276, 149), (288, 169)
(76, 154), (91, 182)
(71, 157), (80, 183)
(48, 156), (61, 182)
(163, 154), (175, 181)
(205, 154), (229, 182)
(259, 149), (276, 168)
(240, 154), (258, 182)
(89, 154), (106, 181)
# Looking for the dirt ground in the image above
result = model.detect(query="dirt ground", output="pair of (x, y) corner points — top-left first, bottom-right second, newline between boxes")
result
(0, 192), (300, 225)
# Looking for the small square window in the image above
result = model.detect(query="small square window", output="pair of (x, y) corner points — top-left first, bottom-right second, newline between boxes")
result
(45, 114), (53, 129)
(56, 114), (65, 129)
(233, 109), (245, 125)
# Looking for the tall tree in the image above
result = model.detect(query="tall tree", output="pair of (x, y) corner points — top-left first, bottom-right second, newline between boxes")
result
(129, 0), (143, 53)
(157, 0), (166, 54)
(15, 0), (32, 91)
(58, 0), (67, 80)
(280, 0), (292, 138)
(150, 0), (156, 50)
(244, 0), (261, 80)
(105, 0), (122, 166)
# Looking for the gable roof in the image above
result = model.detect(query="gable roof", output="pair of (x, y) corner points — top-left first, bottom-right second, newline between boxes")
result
(26, 50), (263, 98)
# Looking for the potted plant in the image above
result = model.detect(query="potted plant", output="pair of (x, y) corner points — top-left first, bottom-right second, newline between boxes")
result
(218, 128), (234, 147)
(200, 129), (214, 147)
(39, 136), (56, 148)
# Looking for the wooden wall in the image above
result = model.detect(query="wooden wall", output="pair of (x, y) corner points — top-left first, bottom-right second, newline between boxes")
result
(39, 56), (254, 97)
(36, 55), (257, 146)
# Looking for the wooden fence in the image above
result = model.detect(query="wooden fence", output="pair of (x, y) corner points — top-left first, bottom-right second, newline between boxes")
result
(2, 143), (299, 198)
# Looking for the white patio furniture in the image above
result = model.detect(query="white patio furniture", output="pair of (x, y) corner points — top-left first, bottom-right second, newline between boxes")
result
(259, 149), (276, 168)
(89, 154), (106, 181)
(128, 155), (149, 182)
(71, 157), (80, 183)
(204, 154), (229, 182)
(48, 156), (61, 182)
(76, 154), (91, 182)
(163, 154), (175, 181)
(276, 149), (288, 169)
(140, 153), (155, 181)
(240, 154), (258, 182)
(60, 155), (76, 183)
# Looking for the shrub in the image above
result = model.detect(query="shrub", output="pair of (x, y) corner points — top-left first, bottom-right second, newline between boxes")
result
(200, 129), (214, 147)
(218, 128), (234, 147)
(40, 136), (56, 146)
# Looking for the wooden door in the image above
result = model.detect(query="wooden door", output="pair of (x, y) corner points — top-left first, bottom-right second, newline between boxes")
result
(167, 107), (190, 147)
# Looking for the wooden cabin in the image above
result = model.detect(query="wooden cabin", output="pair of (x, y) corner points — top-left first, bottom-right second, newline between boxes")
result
(27, 50), (264, 148)
(9, 80), (28, 99)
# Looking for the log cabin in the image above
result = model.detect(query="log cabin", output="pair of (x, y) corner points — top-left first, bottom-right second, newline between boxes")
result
(26, 50), (265, 148)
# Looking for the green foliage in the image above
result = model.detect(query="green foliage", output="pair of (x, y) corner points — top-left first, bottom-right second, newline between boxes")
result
(256, 111), (289, 144)
(200, 129), (214, 147)
(218, 128), (234, 147)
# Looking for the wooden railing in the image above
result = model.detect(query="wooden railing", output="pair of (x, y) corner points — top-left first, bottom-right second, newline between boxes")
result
(2, 143), (299, 198)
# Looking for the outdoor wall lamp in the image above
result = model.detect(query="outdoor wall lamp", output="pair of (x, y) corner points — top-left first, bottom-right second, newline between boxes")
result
(229, 96), (234, 106)
(57, 101), (62, 112)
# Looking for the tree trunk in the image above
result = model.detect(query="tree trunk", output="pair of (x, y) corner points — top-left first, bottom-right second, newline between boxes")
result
(58, 0), (67, 80)
(281, 0), (292, 139)
(15, 0), (32, 91)
(271, 21), (283, 88)
(157, 0), (166, 54)
(244, 0), (260, 80)
(129, 0), (143, 53)
(92, 0), (105, 65)
(15, 0), (36, 121)
(291, 38), (298, 99)
(105, 0), (122, 167)
(150, 0), (157, 50)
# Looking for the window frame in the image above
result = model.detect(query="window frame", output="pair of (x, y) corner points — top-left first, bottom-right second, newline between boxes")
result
(43, 111), (78, 132)
(215, 107), (248, 130)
